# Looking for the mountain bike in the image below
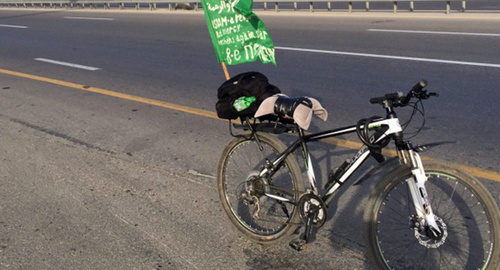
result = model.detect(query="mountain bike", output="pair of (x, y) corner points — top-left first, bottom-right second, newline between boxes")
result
(216, 80), (500, 269)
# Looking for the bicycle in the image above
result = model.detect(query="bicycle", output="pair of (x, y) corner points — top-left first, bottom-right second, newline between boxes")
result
(216, 80), (500, 269)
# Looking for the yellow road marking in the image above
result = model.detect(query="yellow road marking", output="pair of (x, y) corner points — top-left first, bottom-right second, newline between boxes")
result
(1, 68), (499, 183)
(0, 68), (220, 120)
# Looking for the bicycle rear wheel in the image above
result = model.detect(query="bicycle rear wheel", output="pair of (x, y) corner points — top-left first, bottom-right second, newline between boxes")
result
(364, 160), (500, 269)
(217, 132), (304, 244)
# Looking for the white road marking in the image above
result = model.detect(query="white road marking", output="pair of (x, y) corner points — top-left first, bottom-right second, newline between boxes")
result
(0, 24), (28, 29)
(275, 46), (500, 68)
(63, 16), (114, 21)
(34, 58), (101, 71)
(368, 29), (500, 37)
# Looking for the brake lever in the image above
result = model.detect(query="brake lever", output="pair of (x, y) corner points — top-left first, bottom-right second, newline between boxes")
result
(416, 90), (439, 99)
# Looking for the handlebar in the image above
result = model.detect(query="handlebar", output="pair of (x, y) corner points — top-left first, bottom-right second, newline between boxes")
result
(359, 80), (438, 149)
(402, 79), (428, 104)
(370, 79), (438, 108)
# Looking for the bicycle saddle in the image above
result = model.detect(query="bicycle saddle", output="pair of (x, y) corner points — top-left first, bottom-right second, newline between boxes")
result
(255, 94), (328, 130)
(274, 96), (312, 117)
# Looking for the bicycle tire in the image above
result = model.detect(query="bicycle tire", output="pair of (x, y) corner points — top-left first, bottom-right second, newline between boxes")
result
(217, 132), (304, 244)
(364, 160), (500, 270)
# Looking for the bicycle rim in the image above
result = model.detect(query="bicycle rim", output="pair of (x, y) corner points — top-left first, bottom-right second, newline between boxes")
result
(369, 164), (499, 269)
(218, 135), (302, 242)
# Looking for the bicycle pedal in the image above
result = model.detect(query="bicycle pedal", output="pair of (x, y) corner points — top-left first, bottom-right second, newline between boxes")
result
(289, 239), (308, 251)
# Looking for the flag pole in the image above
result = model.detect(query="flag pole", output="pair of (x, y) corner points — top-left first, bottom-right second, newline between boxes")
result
(221, 61), (230, 80)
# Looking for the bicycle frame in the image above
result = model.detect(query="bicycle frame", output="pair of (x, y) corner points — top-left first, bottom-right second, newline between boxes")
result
(255, 116), (442, 234)
(256, 118), (395, 200)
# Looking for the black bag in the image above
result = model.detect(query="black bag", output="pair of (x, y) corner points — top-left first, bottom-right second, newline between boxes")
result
(216, 72), (281, 120)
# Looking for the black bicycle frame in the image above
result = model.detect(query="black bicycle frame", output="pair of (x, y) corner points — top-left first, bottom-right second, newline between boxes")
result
(258, 119), (392, 206)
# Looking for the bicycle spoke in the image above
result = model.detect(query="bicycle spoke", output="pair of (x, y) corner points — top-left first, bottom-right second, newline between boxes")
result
(218, 133), (304, 243)
(367, 162), (498, 269)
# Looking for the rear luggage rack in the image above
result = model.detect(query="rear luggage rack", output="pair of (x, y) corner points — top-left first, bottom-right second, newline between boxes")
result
(230, 116), (296, 137)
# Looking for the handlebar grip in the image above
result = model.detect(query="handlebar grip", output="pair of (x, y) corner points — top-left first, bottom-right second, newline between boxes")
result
(402, 79), (427, 105)
(370, 97), (383, 104)
(385, 92), (402, 100)
(411, 79), (428, 94)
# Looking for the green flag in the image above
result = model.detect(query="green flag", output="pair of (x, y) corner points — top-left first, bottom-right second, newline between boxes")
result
(201, 0), (276, 66)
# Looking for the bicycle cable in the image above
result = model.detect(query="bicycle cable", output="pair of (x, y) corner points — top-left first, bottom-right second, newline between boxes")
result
(401, 98), (426, 140)
(356, 116), (391, 149)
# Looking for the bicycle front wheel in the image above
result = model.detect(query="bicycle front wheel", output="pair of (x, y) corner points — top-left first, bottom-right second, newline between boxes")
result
(217, 132), (304, 244)
(365, 160), (500, 270)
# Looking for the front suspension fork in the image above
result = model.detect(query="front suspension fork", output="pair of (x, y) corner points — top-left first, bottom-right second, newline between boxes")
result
(399, 144), (442, 237)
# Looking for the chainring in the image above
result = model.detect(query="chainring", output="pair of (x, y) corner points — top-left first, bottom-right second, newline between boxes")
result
(297, 193), (327, 228)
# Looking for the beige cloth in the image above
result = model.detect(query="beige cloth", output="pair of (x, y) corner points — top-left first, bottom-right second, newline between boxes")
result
(255, 94), (328, 130)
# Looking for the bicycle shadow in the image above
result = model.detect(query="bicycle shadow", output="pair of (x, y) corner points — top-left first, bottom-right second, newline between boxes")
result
(277, 109), (399, 267)
(274, 131), (397, 269)
(307, 139), (400, 269)
(248, 88), (401, 267)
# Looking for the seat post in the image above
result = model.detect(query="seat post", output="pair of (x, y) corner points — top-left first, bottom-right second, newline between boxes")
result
(297, 126), (306, 138)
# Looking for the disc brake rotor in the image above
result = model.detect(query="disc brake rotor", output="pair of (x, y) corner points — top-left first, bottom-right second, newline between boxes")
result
(414, 216), (448, 248)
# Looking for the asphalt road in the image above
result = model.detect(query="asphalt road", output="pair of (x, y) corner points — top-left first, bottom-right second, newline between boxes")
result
(0, 9), (499, 269)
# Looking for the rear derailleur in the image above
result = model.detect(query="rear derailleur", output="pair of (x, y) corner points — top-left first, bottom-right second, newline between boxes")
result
(290, 193), (327, 251)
